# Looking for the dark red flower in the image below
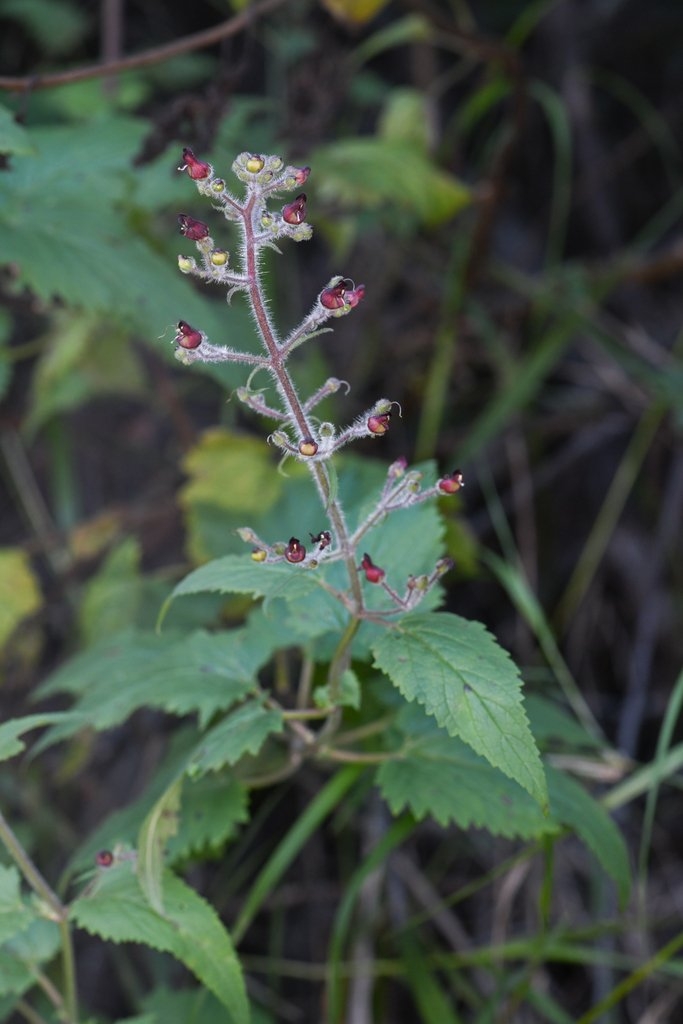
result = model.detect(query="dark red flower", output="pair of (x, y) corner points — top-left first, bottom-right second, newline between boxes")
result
(360, 553), (385, 584)
(96, 850), (114, 868)
(175, 320), (203, 349)
(438, 470), (464, 494)
(310, 530), (331, 551)
(285, 537), (306, 564)
(319, 278), (365, 311)
(293, 166), (311, 185)
(179, 147), (211, 180)
(367, 413), (391, 435)
(178, 214), (210, 241)
(282, 193), (307, 225)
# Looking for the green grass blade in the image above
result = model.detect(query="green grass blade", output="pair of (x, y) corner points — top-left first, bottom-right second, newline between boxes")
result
(232, 764), (363, 945)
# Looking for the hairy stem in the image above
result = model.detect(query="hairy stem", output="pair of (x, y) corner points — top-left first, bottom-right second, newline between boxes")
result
(240, 195), (364, 614)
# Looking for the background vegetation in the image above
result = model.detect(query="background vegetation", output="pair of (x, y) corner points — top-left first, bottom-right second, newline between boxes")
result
(1, 0), (683, 1021)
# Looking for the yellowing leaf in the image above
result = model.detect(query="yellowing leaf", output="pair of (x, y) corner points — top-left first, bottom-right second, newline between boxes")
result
(0, 549), (41, 651)
(179, 428), (282, 562)
(319, 0), (392, 26)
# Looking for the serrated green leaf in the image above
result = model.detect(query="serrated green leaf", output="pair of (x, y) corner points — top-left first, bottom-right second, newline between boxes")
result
(372, 612), (547, 808)
(188, 700), (284, 778)
(0, 548), (41, 650)
(377, 706), (553, 838)
(0, 867), (36, 945)
(36, 628), (266, 746)
(0, 713), (80, 763)
(167, 775), (248, 863)
(169, 554), (323, 606)
(547, 767), (631, 904)
(137, 778), (182, 915)
(71, 865), (249, 1023)
(0, 119), (257, 358)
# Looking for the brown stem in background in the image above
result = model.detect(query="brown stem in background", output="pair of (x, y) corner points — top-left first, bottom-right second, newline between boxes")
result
(0, 0), (286, 93)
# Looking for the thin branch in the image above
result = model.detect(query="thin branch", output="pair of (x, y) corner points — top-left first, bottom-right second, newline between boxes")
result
(0, 0), (286, 93)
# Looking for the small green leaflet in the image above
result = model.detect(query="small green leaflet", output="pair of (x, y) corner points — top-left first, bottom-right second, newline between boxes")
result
(71, 865), (249, 1024)
(371, 612), (547, 808)
(137, 778), (182, 915)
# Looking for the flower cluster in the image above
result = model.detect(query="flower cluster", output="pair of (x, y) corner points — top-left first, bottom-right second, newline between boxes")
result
(174, 149), (464, 616)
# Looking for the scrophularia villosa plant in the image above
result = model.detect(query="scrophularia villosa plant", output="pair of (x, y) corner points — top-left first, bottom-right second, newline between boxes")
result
(0, 144), (634, 1024)
(173, 149), (464, 636)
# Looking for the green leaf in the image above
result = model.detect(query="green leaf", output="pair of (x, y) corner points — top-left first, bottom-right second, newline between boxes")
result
(1, 0), (90, 55)
(137, 778), (182, 915)
(26, 311), (145, 435)
(371, 612), (548, 808)
(78, 537), (144, 645)
(36, 628), (266, 742)
(188, 700), (284, 778)
(0, 105), (35, 156)
(71, 865), (249, 1023)
(0, 867), (36, 945)
(0, 548), (41, 650)
(0, 919), (61, 997)
(314, 669), (361, 710)
(0, 118), (256, 355)
(167, 775), (248, 862)
(378, 88), (432, 151)
(0, 713), (80, 763)
(168, 554), (323, 605)
(312, 138), (471, 227)
(377, 706), (553, 838)
(524, 694), (602, 750)
(547, 767), (631, 904)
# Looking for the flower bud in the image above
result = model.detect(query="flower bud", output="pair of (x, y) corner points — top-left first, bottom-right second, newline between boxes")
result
(299, 438), (319, 457)
(285, 537), (306, 564)
(282, 193), (307, 225)
(177, 254), (196, 274)
(175, 320), (203, 349)
(96, 850), (114, 868)
(320, 279), (349, 309)
(178, 214), (210, 241)
(210, 249), (229, 266)
(179, 147), (211, 180)
(319, 277), (364, 312)
(211, 178), (225, 193)
(251, 548), (267, 562)
(388, 457), (408, 479)
(438, 470), (465, 494)
(360, 553), (385, 584)
(434, 556), (455, 577)
(367, 413), (391, 435)
(246, 154), (265, 173)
